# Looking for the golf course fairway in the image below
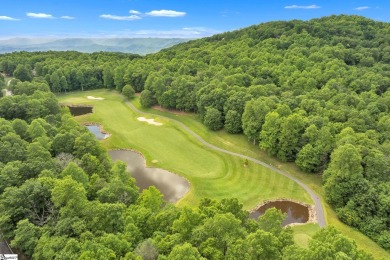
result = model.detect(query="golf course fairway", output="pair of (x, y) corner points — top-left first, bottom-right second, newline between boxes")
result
(59, 89), (390, 258)
(59, 89), (313, 209)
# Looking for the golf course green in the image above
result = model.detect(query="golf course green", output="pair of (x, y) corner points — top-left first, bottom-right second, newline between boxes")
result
(59, 89), (312, 209)
(59, 89), (390, 258)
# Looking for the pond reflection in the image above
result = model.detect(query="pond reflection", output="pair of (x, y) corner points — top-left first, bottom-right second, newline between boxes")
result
(109, 150), (190, 203)
(250, 200), (309, 226)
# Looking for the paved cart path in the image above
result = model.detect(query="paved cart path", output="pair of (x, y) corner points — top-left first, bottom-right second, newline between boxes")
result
(0, 234), (13, 254)
(126, 101), (326, 227)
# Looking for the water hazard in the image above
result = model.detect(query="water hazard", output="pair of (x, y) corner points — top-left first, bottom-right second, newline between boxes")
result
(86, 125), (108, 140)
(67, 106), (93, 116)
(250, 200), (310, 226)
(85, 120), (189, 202)
(109, 150), (190, 203)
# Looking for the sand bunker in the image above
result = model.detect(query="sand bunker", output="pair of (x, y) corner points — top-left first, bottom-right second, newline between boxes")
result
(137, 117), (163, 126)
(87, 96), (104, 100)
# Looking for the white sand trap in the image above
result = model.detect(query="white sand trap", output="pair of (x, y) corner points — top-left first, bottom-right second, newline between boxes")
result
(87, 96), (104, 100)
(137, 117), (163, 126)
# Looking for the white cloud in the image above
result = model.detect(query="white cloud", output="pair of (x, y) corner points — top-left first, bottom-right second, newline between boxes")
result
(285, 5), (321, 9)
(27, 12), (54, 19)
(93, 27), (218, 38)
(61, 16), (75, 20)
(100, 9), (186, 21)
(100, 14), (141, 21)
(129, 10), (140, 15)
(146, 10), (186, 17)
(0, 26), (220, 39)
(0, 16), (19, 21)
(355, 6), (370, 11)
(131, 29), (207, 37)
(183, 27), (215, 32)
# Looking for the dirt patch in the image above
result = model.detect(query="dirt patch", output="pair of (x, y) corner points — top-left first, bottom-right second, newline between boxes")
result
(137, 117), (163, 126)
(87, 96), (104, 100)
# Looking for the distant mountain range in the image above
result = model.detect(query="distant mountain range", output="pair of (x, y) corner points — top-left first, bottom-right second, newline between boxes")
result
(0, 38), (191, 55)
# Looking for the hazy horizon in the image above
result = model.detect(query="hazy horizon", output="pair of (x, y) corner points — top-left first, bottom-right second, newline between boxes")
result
(1, 0), (389, 39)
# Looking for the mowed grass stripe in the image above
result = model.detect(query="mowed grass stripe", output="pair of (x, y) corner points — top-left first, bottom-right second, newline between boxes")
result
(125, 92), (390, 259)
(59, 89), (312, 210)
(60, 90), (390, 259)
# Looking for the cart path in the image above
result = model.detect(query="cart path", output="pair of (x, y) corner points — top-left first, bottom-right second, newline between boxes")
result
(126, 100), (326, 227)
(0, 234), (13, 254)
(4, 79), (13, 96)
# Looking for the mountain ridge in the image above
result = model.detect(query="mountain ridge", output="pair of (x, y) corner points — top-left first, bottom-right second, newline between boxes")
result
(0, 38), (191, 55)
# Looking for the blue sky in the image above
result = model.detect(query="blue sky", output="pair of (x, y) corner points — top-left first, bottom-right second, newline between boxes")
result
(0, 0), (389, 39)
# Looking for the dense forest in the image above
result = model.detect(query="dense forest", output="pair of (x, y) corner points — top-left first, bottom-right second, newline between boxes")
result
(0, 81), (372, 259)
(0, 14), (389, 256)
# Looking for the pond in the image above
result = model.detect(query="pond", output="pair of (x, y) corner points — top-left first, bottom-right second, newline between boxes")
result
(67, 105), (93, 116)
(109, 150), (190, 203)
(250, 200), (310, 226)
(86, 125), (109, 140)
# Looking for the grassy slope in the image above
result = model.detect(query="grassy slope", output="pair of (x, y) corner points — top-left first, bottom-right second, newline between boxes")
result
(291, 223), (321, 248)
(59, 89), (312, 210)
(59, 89), (389, 259)
(130, 96), (389, 259)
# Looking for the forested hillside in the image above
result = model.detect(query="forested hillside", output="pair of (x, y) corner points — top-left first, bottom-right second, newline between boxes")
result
(138, 15), (390, 250)
(1, 14), (389, 252)
(0, 82), (372, 259)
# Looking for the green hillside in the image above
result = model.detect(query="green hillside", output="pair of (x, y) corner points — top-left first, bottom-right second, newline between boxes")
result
(132, 15), (390, 251)
(0, 15), (389, 257)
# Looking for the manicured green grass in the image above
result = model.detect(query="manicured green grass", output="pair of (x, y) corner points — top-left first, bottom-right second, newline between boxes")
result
(59, 89), (312, 210)
(131, 96), (390, 259)
(59, 89), (389, 258)
(291, 223), (321, 248)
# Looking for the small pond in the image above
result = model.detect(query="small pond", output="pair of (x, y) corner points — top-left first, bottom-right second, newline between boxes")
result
(67, 106), (93, 116)
(86, 125), (109, 140)
(109, 150), (190, 203)
(250, 200), (309, 226)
